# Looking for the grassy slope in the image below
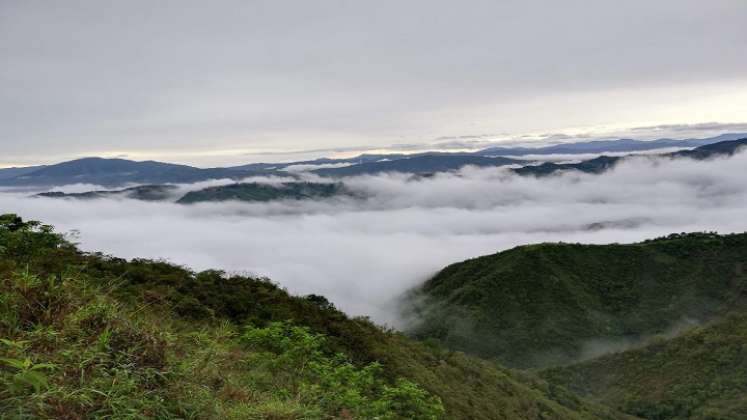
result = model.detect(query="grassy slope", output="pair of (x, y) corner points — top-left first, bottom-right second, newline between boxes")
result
(0, 215), (629, 420)
(541, 313), (747, 420)
(406, 233), (747, 368)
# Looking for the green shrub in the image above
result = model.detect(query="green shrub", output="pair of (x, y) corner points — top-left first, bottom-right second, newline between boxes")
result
(241, 322), (445, 419)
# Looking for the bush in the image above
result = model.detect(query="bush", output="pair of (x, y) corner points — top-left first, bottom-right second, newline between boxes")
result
(241, 322), (444, 419)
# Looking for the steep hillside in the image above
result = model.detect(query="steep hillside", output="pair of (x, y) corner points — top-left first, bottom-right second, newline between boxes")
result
(0, 215), (629, 419)
(404, 233), (747, 368)
(542, 313), (747, 420)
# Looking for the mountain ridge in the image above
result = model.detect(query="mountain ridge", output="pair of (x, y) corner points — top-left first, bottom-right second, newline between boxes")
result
(3, 133), (744, 186)
(404, 232), (747, 368)
(0, 157), (274, 187)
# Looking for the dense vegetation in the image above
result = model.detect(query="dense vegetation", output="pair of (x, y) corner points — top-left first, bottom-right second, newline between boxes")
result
(542, 313), (747, 419)
(405, 232), (747, 368)
(2, 138), (745, 189)
(312, 155), (520, 177)
(0, 214), (628, 419)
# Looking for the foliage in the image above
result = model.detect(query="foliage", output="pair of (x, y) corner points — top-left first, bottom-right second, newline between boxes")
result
(0, 339), (56, 393)
(241, 322), (444, 419)
(541, 313), (747, 420)
(406, 232), (747, 368)
(0, 214), (626, 419)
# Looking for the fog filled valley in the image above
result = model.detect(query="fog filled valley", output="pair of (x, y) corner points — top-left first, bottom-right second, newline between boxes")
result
(2, 139), (747, 419)
(5, 1), (747, 417)
(2, 149), (747, 325)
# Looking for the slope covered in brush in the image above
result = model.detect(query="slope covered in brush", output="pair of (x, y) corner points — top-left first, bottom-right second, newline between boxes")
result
(405, 233), (747, 368)
(541, 313), (747, 420)
(0, 215), (628, 419)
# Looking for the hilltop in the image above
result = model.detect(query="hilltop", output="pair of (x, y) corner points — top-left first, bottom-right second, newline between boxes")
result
(404, 232), (747, 368)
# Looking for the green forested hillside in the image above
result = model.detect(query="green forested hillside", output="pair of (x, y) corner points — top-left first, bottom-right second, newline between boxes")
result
(0, 215), (628, 419)
(177, 182), (351, 204)
(405, 233), (747, 368)
(541, 313), (747, 420)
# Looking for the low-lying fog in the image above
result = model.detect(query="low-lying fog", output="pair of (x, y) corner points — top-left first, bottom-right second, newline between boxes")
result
(2, 152), (746, 326)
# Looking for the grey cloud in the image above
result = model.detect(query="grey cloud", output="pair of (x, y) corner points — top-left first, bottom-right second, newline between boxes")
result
(1, 1), (746, 165)
(434, 134), (509, 141)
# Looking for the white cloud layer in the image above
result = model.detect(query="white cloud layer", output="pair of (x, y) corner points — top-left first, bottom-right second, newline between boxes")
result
(1, 152), (746, 326)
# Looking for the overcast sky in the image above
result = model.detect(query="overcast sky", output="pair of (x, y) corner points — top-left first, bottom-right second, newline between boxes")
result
(1, 0), (746, 167)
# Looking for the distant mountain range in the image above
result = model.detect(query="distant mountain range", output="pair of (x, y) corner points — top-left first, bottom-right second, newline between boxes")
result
(476, 132), (745, 156)
(30, 139), (747, 208)
(313, 155), (521, 177)
(22, 138), (747, 205)
(2, 134), (745, 187)
(514, 137), (747, 177)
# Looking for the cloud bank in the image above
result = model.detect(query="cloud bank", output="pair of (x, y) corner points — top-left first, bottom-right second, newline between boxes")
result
(1, 152), (746, 326)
